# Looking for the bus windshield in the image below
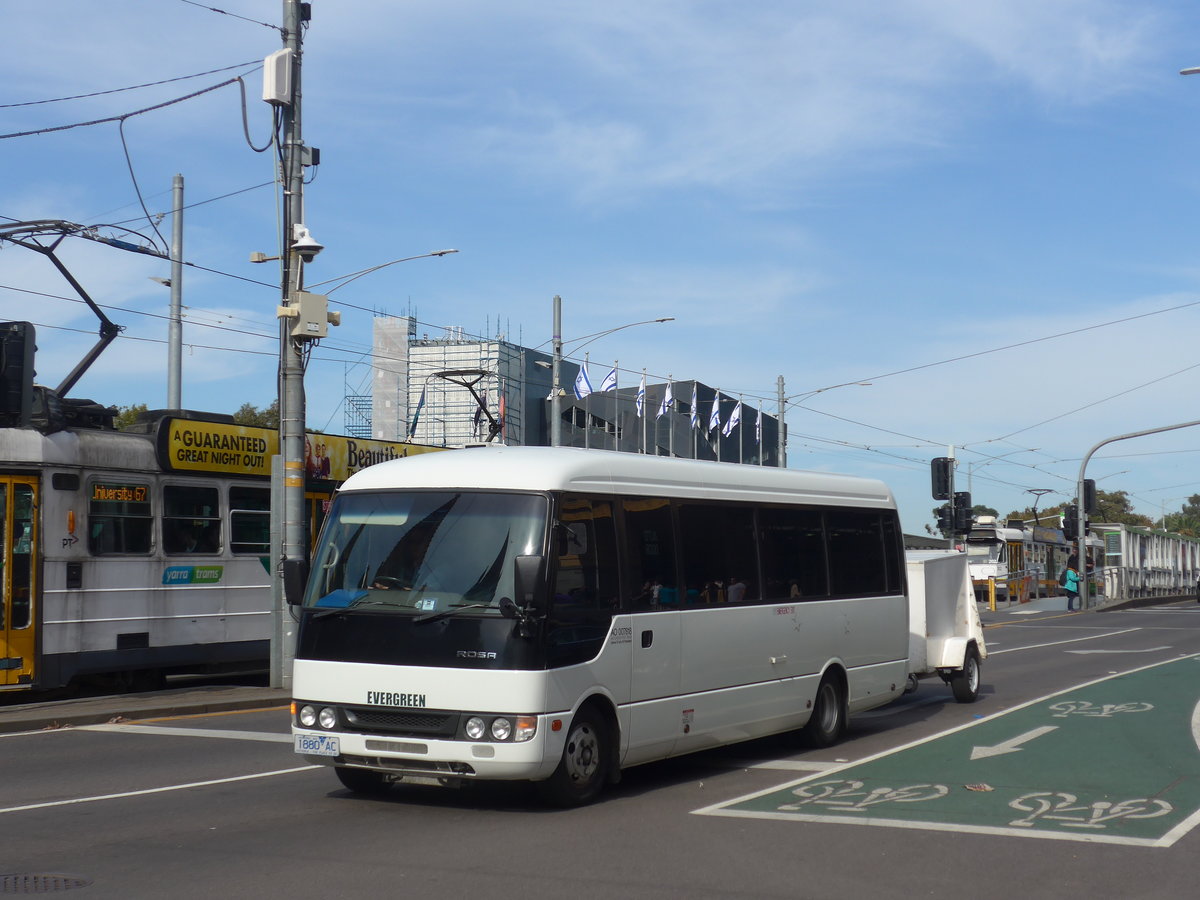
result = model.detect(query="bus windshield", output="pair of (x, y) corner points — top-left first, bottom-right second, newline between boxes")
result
(306, 490), (547, 617)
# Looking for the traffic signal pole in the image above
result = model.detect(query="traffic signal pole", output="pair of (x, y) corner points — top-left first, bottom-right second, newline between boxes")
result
(1075, 419), (1200, 609)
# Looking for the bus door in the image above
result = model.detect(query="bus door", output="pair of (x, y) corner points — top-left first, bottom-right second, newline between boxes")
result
(0, 476), (38, 686)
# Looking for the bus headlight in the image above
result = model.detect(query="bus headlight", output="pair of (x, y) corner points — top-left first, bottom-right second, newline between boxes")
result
(490, 717), (512, 741)
(298, 705), (317, 728)
(317, 707), (338, 730)
(465, 716), (487, 740)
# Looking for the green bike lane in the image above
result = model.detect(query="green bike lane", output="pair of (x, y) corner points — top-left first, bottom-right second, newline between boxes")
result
(695, 654), (1200, 847)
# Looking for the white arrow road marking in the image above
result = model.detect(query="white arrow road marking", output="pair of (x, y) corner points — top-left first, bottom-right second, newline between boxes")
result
(1192, 699), (1200, 753)
(1066, 646), (1172, 655)
(971, 725), (1059, 761)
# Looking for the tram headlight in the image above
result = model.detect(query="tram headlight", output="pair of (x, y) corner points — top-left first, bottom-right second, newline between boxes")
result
(298, 705), (318, 728)
(490, 717), (512, 741)
(317, 707), (338, 730)
(465, 716), (487, 740)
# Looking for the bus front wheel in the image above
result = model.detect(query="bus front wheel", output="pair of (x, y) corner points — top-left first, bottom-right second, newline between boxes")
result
(802, 675), (846, 748)
(538, 707), (609, 807)
(335, 766), (392, 795)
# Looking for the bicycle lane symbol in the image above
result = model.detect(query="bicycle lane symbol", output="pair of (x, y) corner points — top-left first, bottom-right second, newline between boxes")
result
(695, 654), (1200, 846)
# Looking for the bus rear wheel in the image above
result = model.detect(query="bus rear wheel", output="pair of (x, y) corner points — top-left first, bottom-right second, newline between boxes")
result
(538, 707), (609, 807)
(802, 674), (846, 748)
(335, 766), (392, 795)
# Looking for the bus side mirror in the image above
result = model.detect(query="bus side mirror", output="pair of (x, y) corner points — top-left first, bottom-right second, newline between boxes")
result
(513, 555), (543, 609)
(283, 557), (309, 606)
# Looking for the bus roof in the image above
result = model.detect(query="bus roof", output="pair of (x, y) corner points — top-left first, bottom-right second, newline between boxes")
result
(338, 445), (897, 509)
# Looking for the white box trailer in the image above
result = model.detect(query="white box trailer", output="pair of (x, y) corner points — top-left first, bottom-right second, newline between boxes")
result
(905, 550), (987, 702)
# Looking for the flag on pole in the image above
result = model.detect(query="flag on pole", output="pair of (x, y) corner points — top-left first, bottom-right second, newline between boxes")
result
(690, 383), (699, 430)
(708, 392), (721, 434)
(635, 372), (646, 418)
(407, 387), (426, 438)
(573, 363), (593, 399)
(600, 365), (618, 393)
(756, 408), (763, 444)
(656, 379), (674, 419)
(722, 399), (742, 437)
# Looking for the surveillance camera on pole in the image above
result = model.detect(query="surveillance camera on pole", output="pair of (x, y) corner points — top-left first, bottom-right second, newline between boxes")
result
(291, 224), (324, 263)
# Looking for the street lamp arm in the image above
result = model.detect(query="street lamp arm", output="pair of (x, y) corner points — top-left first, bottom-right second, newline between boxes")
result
(784, 380), (872, 405)
(308, 249), (459, 294)
(550, 317), (675, 356)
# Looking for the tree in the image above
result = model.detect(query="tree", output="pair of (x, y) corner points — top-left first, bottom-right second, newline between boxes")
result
(114, 403), (149, 431)
(233, 400), (278, 429)
(1092, 489), (1152, 528)
(1163, 494), (1200, 536)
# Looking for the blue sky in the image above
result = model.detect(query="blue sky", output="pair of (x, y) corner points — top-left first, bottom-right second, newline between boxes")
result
(4, 0), (1200, 534)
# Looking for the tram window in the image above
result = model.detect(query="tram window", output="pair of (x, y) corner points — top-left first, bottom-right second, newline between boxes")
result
(230, 486), (270, 555)
(163, 484), (221, 554)
(759, 507), (828, 601)
(89, 481), (152, 555)
(827, 510), (887, 596)
(621, 497), (678, 611)
(677, 502), (757, 605)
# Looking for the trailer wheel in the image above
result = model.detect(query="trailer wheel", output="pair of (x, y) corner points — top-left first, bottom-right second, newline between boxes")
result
(335, 766), (392, 795)
(537, 705), (609, 807)
(950, 647), (981, 704)
(802, 674), (846, 748)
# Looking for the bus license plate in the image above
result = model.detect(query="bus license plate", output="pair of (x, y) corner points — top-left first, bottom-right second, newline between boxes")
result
(294, 733), (340, 757)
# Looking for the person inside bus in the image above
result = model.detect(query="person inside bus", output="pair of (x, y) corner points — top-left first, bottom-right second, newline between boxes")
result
(727, 576), (747, 604)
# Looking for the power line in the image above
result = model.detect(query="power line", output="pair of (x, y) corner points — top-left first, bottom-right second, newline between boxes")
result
(0, 61), (261, 108)
(175, 0), (281, 32)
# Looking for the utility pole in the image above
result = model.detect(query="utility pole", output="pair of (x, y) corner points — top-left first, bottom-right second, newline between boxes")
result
(777, 375), (785, 468)
(167, 174), (184, 409)
(550, 294), (562, 447)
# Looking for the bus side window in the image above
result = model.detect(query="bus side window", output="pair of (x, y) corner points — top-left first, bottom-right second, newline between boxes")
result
(759, 507), (828, 602)
(677, 502), (757, 604)
(621, 497), (677, 611)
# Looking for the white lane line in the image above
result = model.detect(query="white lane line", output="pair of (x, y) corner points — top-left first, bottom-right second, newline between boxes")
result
(78, 723), (290, 743)
(728, 759), (843, 772)
(0, 766), (320, 815)
(1066, 646), (1172, 655)
(988, 628), (1142, 655)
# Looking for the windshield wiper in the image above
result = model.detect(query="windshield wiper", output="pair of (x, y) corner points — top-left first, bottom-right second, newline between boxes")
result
(310, 598), (396, 620)
(413, 603), (491, 625)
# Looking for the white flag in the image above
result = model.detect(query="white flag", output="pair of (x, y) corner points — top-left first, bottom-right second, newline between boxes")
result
(708, 392), (721, 434)
(690, 383), (699, 430)
(573, 363), (593, 399)
(722, 400), (742, 437)
(756, 408), (763, 444)
(635, 372), (646, 418)
(600, 366), (618, 393)
(656, 379), (674, 419)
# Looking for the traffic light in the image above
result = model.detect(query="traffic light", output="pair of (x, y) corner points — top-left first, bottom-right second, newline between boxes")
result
(1062, 504), (1078, 541)
(936, 505), (953, 535)
(0, 322), (36, 427)
(954, 491), (973, 533)
(931, 457), (953, 500)
(1083, 478), (1097, 515)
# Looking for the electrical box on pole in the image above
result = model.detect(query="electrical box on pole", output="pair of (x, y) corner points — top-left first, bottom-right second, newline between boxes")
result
(931, 457), (953, 500)
(262, 49), (294, 106)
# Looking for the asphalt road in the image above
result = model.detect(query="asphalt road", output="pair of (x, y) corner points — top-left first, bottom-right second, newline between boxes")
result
(3, 597), (1199, 900)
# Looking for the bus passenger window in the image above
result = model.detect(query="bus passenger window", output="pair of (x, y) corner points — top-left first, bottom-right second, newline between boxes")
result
(759, 507), (828, 601)
(621, 497), (678, 611)
(677, 502), (757, 604)
(827, 510), (887, 596)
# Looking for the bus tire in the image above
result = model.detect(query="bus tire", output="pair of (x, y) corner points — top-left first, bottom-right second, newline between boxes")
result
(802, 674), (846, 748)
(950, 647), (981, 704)
(335, 766), (392, 795)
(538, 706), (609, 807)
